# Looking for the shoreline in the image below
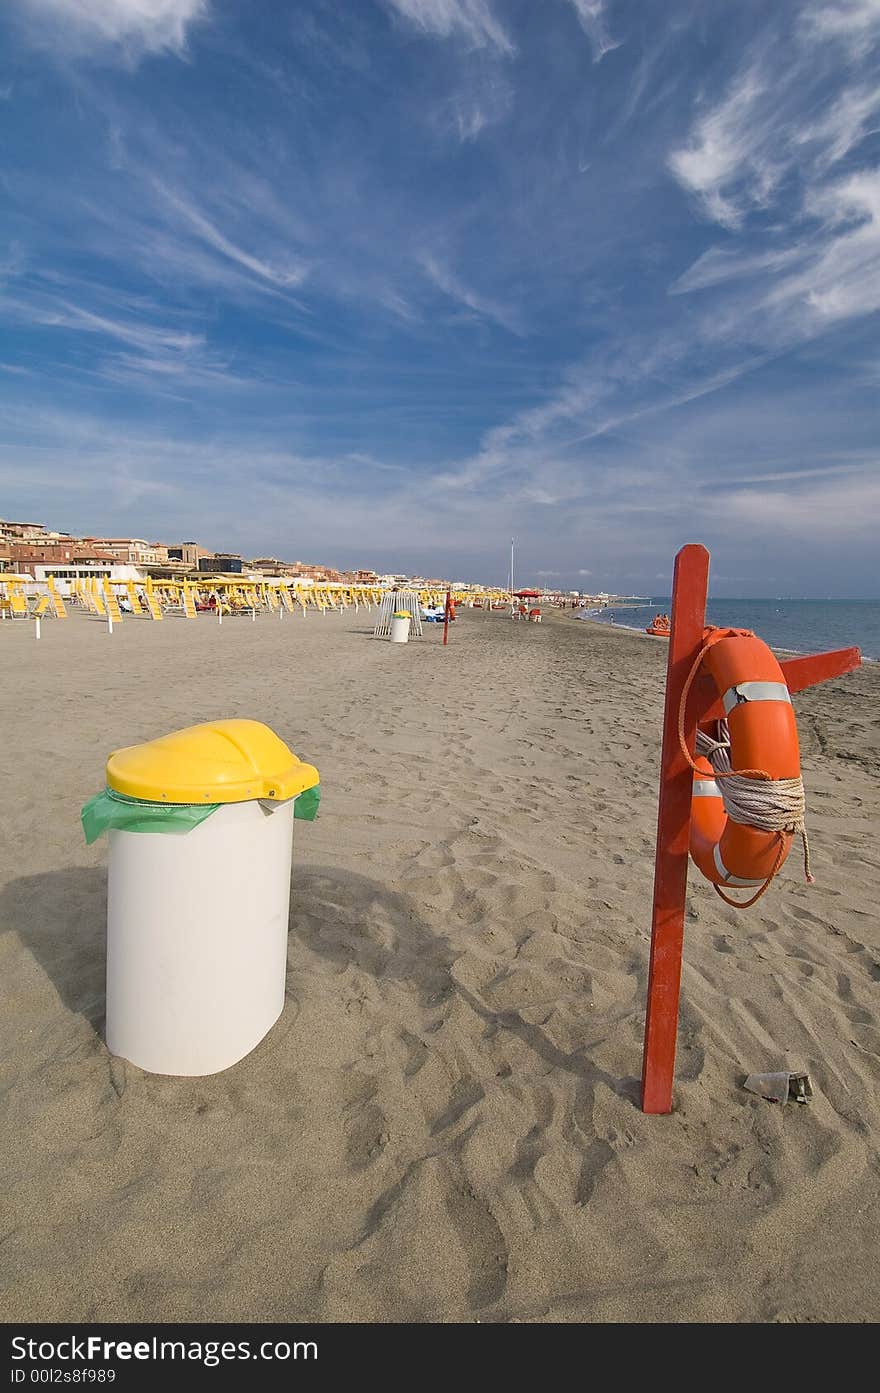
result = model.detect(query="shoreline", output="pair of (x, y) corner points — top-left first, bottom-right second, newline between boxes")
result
(546, 604), (878, 662)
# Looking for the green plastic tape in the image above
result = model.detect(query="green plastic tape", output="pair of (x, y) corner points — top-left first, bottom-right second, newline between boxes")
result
(294, 784), (321, 821)
(81, 789), (220, 845)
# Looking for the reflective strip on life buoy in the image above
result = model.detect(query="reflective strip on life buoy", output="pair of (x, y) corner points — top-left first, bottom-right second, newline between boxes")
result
(689, 633), (799, 887)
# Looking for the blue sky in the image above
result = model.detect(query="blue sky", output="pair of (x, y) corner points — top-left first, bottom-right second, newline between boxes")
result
(1, 0), (878, 594)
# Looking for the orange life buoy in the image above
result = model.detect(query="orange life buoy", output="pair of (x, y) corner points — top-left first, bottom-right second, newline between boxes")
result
(688, 630), (800, 892)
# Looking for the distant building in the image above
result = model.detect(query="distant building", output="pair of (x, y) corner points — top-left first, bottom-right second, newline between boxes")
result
(2, 516), (516, 597)
(2, 540), (118, 578)
(340, 568), (380, 584)
(249, 557), (291, 575)
(1, 520), (50, 542)
(82, 538), (169, 565)
(198, 554), (243, 574)
(165, 541), (216, 566)
(1, 520), (79, 546)
(286, 561), (342, 582)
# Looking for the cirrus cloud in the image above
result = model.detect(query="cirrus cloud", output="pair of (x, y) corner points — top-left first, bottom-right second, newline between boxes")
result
(11, 0), (210, 60)
(382, 0), (514, 55)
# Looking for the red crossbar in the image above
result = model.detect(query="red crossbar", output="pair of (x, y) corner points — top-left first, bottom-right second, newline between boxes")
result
(688, 647), (861, 724)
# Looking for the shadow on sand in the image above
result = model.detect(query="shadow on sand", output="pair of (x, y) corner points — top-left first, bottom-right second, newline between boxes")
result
(0, 862), (457, 1036)
(2, 863), (641, 1124)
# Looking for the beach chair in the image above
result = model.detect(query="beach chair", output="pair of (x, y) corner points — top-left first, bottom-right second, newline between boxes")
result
(90, 580), (107, 616)
(126, 582), (145, 616)
(102, 579), (123, 623)
(9, 588), (30, 621)
(46, 577), (68, 618)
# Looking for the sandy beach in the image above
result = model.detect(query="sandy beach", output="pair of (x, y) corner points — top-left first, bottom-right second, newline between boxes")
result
(1, 604), (878, 1324)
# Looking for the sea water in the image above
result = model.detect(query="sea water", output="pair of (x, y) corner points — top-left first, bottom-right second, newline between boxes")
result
(583, 598), (879, 661)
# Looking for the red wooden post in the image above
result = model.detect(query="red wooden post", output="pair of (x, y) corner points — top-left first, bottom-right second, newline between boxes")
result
(443, 590), (451, 646)
(641, 544), (709, 1114)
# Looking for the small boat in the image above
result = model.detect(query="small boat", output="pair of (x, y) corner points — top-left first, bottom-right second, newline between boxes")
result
(646, 613), (671, 636)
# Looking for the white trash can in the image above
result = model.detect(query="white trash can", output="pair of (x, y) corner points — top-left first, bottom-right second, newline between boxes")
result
(81, 720), (320, 1076)
(390, 610), (411, 644)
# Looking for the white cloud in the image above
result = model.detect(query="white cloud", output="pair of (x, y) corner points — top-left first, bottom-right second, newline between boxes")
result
(667, 68), (774, 228)
(151, 182), (310, 290)
(12, 0), (209, 59)
(420, 255), (522, 334)
(670, 246), (805, 294)
(666, 15), (880, 350)
(566, 1), (620, 61)
(454, 105), (487, 140)
(678, 169), (880, 341)
(806, 0), (880, 50)
(776, 170), (880, 324)
(0, 281), (260, 392)
(383, 0), (514, 55)
(2, 290), (203, 355)
(724, 469), (880, 539)
(669, 26), (880, 231)
(794, 84), (880, 173)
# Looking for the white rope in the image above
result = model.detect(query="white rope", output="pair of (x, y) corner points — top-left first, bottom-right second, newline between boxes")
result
(696, 722), (813, 883)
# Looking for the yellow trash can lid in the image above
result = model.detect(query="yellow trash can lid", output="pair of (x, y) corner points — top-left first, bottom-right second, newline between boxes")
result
(106, 719), (319, 804)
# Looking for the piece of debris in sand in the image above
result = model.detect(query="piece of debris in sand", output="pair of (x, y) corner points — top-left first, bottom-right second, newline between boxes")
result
(743, 1072), (813, 1105)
